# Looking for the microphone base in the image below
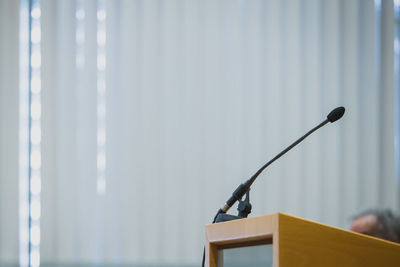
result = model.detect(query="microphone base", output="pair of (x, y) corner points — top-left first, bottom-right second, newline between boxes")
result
(215, 213), (243, 223)
(215, 189), (252, 223)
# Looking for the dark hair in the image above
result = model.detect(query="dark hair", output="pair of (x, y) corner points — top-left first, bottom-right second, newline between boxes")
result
(353, 209), (400, 243)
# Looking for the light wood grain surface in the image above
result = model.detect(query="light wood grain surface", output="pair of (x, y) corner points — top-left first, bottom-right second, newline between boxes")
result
(205, 213), (400, 267)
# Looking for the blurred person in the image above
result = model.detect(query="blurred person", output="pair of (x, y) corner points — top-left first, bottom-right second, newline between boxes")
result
(350, 209), (400, 243)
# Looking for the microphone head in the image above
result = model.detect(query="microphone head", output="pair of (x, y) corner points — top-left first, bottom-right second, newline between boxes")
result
(327, 107), (345, 122)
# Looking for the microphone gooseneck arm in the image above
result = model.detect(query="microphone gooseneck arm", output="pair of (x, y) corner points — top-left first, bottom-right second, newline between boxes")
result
(215, 106), (345, 220)
(215, 118), (330, 219)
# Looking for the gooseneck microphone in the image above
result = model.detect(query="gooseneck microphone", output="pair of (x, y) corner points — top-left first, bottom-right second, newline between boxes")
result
(212, 106), (345, 222)
(202, 107), (345, 267)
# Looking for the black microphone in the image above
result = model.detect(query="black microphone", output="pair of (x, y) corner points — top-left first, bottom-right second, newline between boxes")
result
(327, 106), (345, 122)
(213, 106), (345, 222)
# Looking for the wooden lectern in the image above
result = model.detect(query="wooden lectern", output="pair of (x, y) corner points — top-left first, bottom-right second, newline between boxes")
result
(205, 213), (400, 267)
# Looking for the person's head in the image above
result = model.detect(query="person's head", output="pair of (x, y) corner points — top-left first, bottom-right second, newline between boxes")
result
(350, 209), (400, 243)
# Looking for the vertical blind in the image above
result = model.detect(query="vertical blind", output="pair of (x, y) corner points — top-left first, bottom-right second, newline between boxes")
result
(1, 0), (399, 266)
(0, 0), (20, 265)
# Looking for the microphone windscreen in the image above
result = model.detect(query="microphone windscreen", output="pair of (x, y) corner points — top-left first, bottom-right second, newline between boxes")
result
(327, 107), (345, 122)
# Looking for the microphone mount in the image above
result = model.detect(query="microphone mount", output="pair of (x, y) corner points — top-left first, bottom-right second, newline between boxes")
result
(214, 188), (252, 223)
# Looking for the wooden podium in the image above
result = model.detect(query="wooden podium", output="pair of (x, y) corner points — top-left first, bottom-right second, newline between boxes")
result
(205, 213), (400, 267)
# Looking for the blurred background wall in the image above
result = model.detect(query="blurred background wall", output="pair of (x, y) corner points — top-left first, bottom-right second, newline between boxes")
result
(1, 0), (399, 266)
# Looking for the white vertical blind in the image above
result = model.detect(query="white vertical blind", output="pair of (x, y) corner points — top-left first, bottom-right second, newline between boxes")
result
(342, 0), (362, 227)
(0, 0), (399, 266)
(301, 0), (323, 221)
(0, 0), (20, 265)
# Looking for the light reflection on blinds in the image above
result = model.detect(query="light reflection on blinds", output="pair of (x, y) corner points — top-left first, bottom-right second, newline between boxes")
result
(18, 0), (30, 266)
(29, 1), (42, 266)
(97, 0), (106, 195)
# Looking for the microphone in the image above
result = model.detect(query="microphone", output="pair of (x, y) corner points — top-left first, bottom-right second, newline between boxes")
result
(327, 106), (345, 122)
(202, 107), (346, 267)
(213, 106), (345, 222)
